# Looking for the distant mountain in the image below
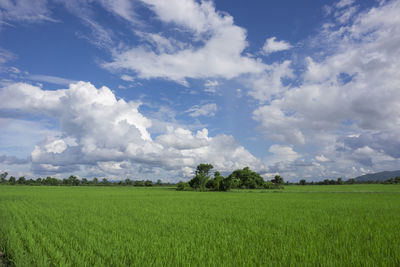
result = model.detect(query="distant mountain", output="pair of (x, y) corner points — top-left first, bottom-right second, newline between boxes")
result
(355, 170), (400, 182)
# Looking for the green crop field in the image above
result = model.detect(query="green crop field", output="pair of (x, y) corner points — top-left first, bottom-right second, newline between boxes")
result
(0, 185), (399, 266)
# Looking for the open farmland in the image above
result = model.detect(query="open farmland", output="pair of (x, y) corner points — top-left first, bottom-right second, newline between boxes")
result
(0, 185), (399, 266)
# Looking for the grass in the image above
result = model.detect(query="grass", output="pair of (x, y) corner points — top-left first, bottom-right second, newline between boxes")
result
(0, 185), (399, 266)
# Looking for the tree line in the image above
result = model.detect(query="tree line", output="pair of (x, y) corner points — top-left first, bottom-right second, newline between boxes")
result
(176, 164), (284, 191)
(297, 177), (400, 185)
(0, 172), (164, 186)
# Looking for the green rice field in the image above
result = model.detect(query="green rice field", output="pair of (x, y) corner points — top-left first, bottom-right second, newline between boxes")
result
(0, 185), (399, 266)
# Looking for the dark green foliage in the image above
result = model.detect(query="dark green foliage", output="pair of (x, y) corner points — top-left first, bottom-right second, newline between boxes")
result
(134, 180), (144, 186)
(271, 175), (284, 185)
(189, 164), (213, 191)
(206, 171), (225, 191)
(68, 175), (80, 186)
(0, 172), (8, 184)
(156, 179), (162, 186)
(227, 167), (264, 189)
(299, 179), (306, 185)
(17, 176), (26, 185)
(195, 163), (214, 177)
(176, 181), (188, 191)
(186, 165), (267, 191)
(8, 176), (16, 185)
(144, 180), (153, 186)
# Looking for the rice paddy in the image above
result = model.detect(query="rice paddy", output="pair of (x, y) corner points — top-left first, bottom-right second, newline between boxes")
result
(0, 185), (399, 266)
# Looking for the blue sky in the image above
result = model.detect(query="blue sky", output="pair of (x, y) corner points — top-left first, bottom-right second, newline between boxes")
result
(1, 0), (399, 181)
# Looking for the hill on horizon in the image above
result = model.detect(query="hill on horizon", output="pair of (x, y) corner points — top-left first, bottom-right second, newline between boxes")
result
(354, 170), (400, 182)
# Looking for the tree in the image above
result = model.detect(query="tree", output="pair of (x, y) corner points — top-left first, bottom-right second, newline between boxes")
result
(226, 167), (264, 189)
(156, 179), (162, 186)
(189, 164), (213, 191)
(125, 178), (132, 186)
(17, 176), (26, 185)
(134, 180), (144, 186)
(176, 181), (188, 191)
(144, 180), (153, 186)
(224, 167), (265, 190)
(0, 172), (8, 184)
(299, 179), (306, 185)
(101, 178), (109, 185)
(337, 177), (343, 185)
(68, 175), (80, 186)
(92, 177), (99, 185)
(9, 176), (16, 185)
(206, 171), (225, 191)
(271, 175), (284, 185)
(346, 178), (356, 184)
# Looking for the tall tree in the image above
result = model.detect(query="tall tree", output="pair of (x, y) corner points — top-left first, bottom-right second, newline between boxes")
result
(272, 175), (284, 185)
(0, 172), (8, 184)
(189, 163), (213, 191)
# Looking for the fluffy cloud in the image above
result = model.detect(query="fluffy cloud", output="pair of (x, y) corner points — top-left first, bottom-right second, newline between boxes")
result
(104, 0), (264, 84)
(262, 37), (292, 55)
(252, 0), (400, 178)
(266, 145), (299, 165)
(0, 82), (263, 179)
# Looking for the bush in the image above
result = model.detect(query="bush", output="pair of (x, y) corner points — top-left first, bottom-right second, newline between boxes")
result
(176, 181), (188, 191)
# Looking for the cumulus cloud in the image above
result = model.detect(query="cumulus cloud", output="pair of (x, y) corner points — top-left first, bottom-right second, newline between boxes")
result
(247, 60), (294, 102)
(0, 82), (264, 179)
(186, 103), (217, 117)
(104, 0), (264, 84)
(252, 0), (400, 178)
(266, 145), (299, 165)
(262, 37), (292, 55)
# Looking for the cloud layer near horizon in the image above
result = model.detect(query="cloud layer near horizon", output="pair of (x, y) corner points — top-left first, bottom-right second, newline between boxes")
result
(0, 82), (264, 178)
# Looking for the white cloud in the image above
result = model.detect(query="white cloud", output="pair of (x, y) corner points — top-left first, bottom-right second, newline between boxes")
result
(204, 80), (219, 93)
(104, 0), (264, 84)
(0, 82), (264, 179)
(0, 47), (15, 64)
(335, 5), (358, 23)
(0, 0), (57, 23)
(97, 0), (138, 24)
(27, 74), (78, 86)
(121, 74), (135, 82)
(336, 0), (355, 9)
(252, 0), (400, 179)
(262, 37), (292, 55)
(186, 103), (217, 117)
(247, 60), (294, 102)
(266, 145), (299, 165)
(315, 155), (330, 163)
